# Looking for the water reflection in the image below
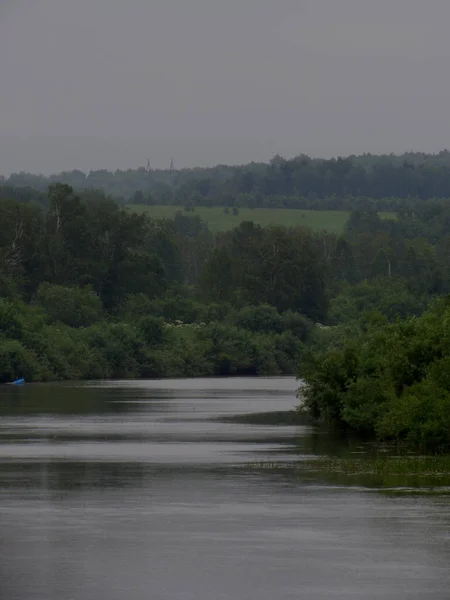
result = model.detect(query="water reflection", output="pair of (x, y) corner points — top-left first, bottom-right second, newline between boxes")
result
(0, 377), (449, 600)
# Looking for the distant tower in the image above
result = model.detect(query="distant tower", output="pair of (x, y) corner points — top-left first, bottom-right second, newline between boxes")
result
(147, 158), (151, 172)
(168, 157), (176, 185)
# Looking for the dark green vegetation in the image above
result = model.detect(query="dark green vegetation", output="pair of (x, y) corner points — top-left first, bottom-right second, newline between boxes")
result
(0, 183), (321, 381)
(6, 150), (450, 210)
(217, 410), (303, 426)
(295, 189), (450, 451)
(304, 455), (450, 477)
(300, 301), (450, 451)
(4, 150), (450, 454)
(246, 456), (450, 490)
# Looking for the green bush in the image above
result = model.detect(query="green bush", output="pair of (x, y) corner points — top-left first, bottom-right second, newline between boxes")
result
(234, 305), (284, 334)
(0, 299), (24, 339)
(37, 283), (103, 328)
(0, 339), (42, 382)
(328, 278), (428, 325)
(299, 299), (450, 450)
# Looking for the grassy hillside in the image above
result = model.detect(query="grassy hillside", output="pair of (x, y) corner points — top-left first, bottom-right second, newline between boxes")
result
(127, 205), (396, 233)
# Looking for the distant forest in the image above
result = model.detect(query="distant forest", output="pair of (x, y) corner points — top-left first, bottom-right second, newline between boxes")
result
(5, 150), (450, 211)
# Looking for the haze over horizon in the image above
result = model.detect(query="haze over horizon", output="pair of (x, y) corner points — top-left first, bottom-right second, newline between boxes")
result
(1, 0), (450, 175)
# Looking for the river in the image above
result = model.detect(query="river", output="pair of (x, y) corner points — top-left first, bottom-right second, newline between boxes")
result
(0, 377), (448, 599)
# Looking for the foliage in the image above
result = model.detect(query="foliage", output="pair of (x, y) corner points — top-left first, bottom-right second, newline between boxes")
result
(0, 285), (308, 383)
(36, 283), (103, 328)
(328, 279), (428, 325)
(8, 151), (450, 210)
(199, 222), (328, 320)
(299, 300), (450, 450)
(234, 305), (284, 334)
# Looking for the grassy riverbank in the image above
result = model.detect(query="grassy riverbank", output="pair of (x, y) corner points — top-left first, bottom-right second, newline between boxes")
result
(244, 455), (450, 490)
(303, 455), (450, 476)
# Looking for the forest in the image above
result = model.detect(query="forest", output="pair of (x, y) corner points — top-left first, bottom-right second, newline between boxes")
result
(2, 151), (450, 450)
(6, 150), (450, 211)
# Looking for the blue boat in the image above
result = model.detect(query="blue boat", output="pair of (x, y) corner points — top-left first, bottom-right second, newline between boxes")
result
(12, 378), (25, 385)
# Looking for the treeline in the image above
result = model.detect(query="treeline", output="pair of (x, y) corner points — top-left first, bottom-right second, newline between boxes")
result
(0, 184), (329, 318)
(0, 298), (311, 382)
(0, 184), (322, 381)
(2, 184), (450, 321)
(5, 150), (450, 209)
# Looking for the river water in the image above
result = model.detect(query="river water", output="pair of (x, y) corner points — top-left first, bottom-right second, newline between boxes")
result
(0, 377), (448, 599)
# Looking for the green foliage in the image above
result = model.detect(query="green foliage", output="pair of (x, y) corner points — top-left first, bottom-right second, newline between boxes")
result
(281, 311), (313, 341)
(234, 305), (283, 334)
(299, 300), (450, 450)
(118, 293), (153, 321)
(328, 279), (428, 325)
(0, 274), (19, 299)
(200, 223), (328, 320)
(8, 151), (450, 208)
(139, 316), (164, 346)
(0, 340), (42, 383)
(0, 290), (305, 382)
(37, 283), (103, 328)
(0, 299), (24, 339)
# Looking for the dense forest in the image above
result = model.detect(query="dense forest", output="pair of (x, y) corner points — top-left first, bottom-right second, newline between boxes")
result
(2, 151), (450, 450)
(0, 183), (321, 382)
(6, 150), (450, 211)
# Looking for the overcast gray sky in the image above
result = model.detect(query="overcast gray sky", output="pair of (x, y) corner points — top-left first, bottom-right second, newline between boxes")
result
(1, 0), (450, 174)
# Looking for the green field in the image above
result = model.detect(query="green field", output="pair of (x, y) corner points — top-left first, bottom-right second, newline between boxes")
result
(127, 205), (395, 234)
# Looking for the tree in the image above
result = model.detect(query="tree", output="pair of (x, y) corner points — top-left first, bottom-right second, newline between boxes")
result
(198, 247), (235, 304)
(37, 283), (103, 328)
(43, 183), (87, 284)
(235, 305), (283, 333)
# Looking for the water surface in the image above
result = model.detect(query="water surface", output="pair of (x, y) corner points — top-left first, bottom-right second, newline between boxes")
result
(0, 377), (448, 600)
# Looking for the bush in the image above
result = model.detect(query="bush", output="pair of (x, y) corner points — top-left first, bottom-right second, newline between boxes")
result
(0, 339), (42, 382)
(234, 305), (283, 334)
(299, 299), (450, 450)
(139, 315), (164, 346)
(119, 294), (153, 320)
(37, 283), (103, 328)
(0, 299), (24, 339)
(281, 311), (313, 341)
(328, 278), (428, 325)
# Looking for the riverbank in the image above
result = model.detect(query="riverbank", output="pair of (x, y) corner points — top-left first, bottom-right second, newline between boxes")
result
(0, 298), (310, 383)
(245, 455), (450, 490)
(219, 410), (450, 481)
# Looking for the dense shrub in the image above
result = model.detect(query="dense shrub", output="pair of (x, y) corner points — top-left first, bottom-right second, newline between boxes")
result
(37, 283), (103, 328)
(299, 300), (450, 450)
(234, 305), (284, 334)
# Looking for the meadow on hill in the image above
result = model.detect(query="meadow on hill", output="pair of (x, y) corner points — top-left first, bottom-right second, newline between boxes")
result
(127, 205), (395, 233)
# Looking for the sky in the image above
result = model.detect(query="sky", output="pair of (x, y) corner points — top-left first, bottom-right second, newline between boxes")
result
(1, 0), (450, 175)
